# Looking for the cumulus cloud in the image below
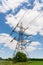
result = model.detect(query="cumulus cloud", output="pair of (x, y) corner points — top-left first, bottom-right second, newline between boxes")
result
(0, 0), (27, 13)
(0, 0), (43, 13)
(30, 41), (40, 46)
(6, 14), (19, 28)
(0, 0), (43, 58)
(0, 33), (17, 50)
(0, 33), (41, 52)
(33, 0), (43, 11)
(0, 0), (43, 53)
(39, 29), (43, 35)
(5, 9), (26, 28)
(5, 10), (43, 35)
(26, 41), (41, 52)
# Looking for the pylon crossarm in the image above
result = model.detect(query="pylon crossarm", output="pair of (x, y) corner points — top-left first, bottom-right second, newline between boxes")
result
(21, 40), (30, 43)
(24, 27), (29, 31)
(25, 34), (32, 38)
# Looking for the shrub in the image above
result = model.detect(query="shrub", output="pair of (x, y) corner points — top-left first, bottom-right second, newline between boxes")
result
(13, 52), (27, 62)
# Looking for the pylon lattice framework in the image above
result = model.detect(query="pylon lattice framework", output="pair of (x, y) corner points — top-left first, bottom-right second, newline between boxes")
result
(10, 22), (32, 53)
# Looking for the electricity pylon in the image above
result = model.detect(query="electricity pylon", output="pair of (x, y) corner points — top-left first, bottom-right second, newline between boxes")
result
(10, 22), (32, 53)
(10, 10), (42, 52)
(9, 11), (42, 55)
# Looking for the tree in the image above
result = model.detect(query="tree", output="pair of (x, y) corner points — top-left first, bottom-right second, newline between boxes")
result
(0, 57), (2, 60)
(13, 52), (28, 62)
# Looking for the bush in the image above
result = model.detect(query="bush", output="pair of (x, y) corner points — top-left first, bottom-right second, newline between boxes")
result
(13, 52), (28, 62)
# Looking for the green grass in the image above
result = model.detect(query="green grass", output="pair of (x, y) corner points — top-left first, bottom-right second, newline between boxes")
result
(0, 60), (43, 65)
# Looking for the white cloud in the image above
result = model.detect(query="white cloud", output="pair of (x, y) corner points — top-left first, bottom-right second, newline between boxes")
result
(0, 0), (27, 13)
(0, 5), (7, 13)
(30, 42), (40, 46)
(15, 9), (26, 21)
(0, 0), (43, 58)
(39, 29), (43, 35)
(6, 14), (19, 28)
(0, 33), (17, 50)
(0, 0), (43, 13)
(5, 10), (43, 35)
(21, 10), (43, 35)
(26, 41), (41, 52)
(0, 33), (41, 52)
(33, 0), (43, 11)
(4, 40), (17, 50)
(26, 46), (36, 52)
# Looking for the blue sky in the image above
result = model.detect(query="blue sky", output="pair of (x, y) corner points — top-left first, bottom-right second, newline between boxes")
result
(0, 0), (43, 59)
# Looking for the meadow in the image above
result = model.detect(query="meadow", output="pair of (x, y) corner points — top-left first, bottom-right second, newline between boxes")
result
(0, 60), (43, 65)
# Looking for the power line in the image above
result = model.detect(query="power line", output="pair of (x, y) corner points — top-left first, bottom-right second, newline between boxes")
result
(29, 12), (43, 25)
(10, 10), (43, 42)
(10, 9), (31, 35)
(8, 11), (43, 54)
(23, 11), (43, 30)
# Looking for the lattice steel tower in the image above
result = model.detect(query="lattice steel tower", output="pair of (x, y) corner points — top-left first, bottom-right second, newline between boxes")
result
(10, 22), (31, 53)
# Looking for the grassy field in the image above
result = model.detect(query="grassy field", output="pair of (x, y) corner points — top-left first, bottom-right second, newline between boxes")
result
(0, 60), (43, 65)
